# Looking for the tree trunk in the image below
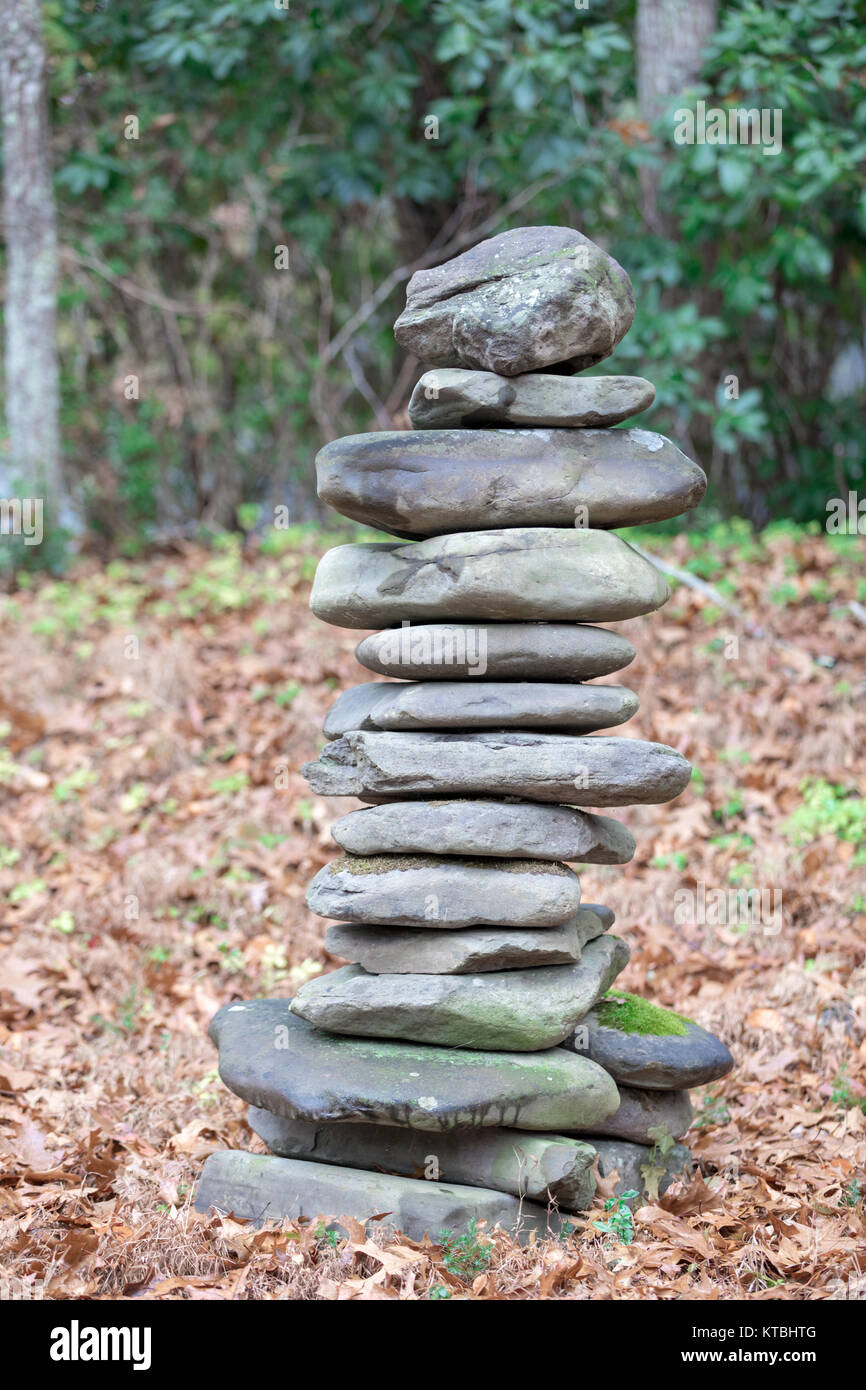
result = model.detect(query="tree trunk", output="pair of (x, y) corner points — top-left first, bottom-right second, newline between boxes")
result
(0, 0), (67, 530)
(635, 0), (717, 231)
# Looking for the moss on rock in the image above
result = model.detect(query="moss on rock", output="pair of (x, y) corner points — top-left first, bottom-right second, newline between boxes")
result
(595, 990), (692, 1037)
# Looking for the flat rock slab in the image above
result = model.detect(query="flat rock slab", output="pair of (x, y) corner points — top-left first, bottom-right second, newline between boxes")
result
(590, 1139), (693, 1204)
(209, 1001), (621, 1132)
(290, 936), (630, 1051)
(195, 1150), (556, 1242)
(324, 680), (639, 738)
(409, 369), (655, 430)
(322, 681), (395, 739)
(248, 1111), (598, 1213)
(331, 801), (635, 863)
(303, 731), (691, 806)
(306, 853), (582, 928)
(325, 919), (582, 974)
(310, 528), (670, 629)
(573, 904), (615, 948)
(577, 994), (734, 1090)
(356, 622), (636, 682)
(325, 906), (614, 979)
(316, 427), (705, 536)
(393, 226), (634, 376)
(567, 1084), (694, 1144)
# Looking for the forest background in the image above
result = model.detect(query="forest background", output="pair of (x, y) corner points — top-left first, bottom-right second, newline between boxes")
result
(1, 0), (864, 564)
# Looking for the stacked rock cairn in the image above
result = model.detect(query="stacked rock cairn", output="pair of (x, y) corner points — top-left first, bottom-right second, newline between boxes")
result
(197, 226), (734, 1241)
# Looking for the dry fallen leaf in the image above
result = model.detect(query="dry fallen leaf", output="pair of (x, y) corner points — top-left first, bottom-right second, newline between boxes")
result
(746, 1007), (785, 1032)
(0, 528), (864, 1300)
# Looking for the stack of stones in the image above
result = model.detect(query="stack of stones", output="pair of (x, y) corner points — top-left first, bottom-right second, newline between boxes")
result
(197, 226), (733, 1241)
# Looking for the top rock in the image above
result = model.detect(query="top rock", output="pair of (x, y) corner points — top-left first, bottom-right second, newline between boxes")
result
(394, 226), (635, 377)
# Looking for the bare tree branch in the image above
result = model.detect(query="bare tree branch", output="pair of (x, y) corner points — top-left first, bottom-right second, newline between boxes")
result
(341, 343), (394, 431)
(61, 247), (245, 318)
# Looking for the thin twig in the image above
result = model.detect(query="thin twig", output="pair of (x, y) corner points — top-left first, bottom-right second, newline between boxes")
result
(341, 342), (394, 431)
(630, 541), (816, 663)
(61, 247), (244, 318)
(629, 543), (751, 626)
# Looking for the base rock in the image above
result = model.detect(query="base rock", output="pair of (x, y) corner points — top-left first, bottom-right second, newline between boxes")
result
(248, 1111), (597, 1212)
(209, 1001), (620, 1132)
(195, 1150), (557, 1242)
(590, 1138), (694, 1204)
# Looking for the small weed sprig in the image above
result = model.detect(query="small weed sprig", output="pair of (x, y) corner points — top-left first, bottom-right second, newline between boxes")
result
(438, 1218), (492, 1280)
(593, 1191), (639, 1245)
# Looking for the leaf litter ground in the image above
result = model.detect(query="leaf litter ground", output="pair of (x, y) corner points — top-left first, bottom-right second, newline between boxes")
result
(0, 522), (864, 1300)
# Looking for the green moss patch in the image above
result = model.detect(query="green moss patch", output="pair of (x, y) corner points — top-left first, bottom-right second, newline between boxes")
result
(595, 991), (692, 1037)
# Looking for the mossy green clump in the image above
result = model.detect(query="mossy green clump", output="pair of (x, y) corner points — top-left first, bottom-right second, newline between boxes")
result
(595, 991), (693, 1038)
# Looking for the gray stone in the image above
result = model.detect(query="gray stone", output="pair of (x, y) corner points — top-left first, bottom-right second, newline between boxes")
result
(409, 369), (655, 430)
(316, 427), (705, 536)
(306, 853), (582, 928)
(356, 622), (636, 683)
(590, 1139), (694, 1204)
(325, 918), (582, 974)
(209, 1001), (621, 1132)
(331, 801), (635, 863)
(393, 226), (635, 376)
(576, 998), (734, 1090)
(290, 937), (630, 1052)
(573, 903), (615, 948)
(303, 731), (692, 807)
(371, 680), (639, 733)
(310, 528), (670, 629)
(195, 1149), (556, 1242)
(325, 679), (639, 737)
(568, 1084), (694, 1144)
(248, 1111), (598, 1213)
(322, 681), (394, 739)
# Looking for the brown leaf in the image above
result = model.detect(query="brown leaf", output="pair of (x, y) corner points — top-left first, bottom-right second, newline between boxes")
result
(746, 1007), (785, 1032)
(657, 1170), (725, 1217)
